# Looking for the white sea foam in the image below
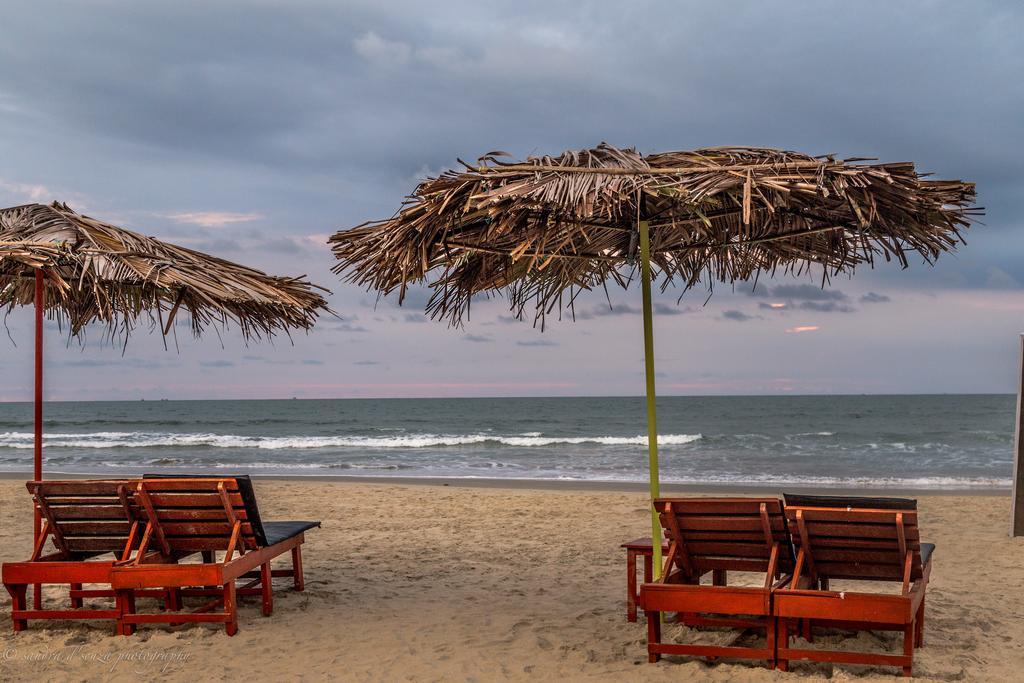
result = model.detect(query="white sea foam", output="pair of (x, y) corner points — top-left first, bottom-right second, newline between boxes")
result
(7, 464), (1005, 490)
(0, 430), (703, 450)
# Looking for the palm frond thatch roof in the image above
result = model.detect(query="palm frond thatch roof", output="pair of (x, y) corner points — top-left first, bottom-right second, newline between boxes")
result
(330, 144), (980, 325)
(1, 201), (330, 338)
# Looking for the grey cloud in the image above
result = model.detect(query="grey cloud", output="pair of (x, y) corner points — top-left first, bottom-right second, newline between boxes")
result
(516, 339), (558, 347)
(570, 301), (694, 320)
(721, 310), (755, 322)
(753, 285), (848, 302)
(200, 359), (234, 368)
(653, 302), (692, 316)
(588, 303), (640, 317)
(261, 237), (306, 256)
(354, 360), (380, 365)
(798, 301), (857, 314)
(985, 267), (1021, 289)
(751, 284), (857, 314)
(577, 303), (646, 318)
(302, 359), (324, 365)
(860, 292), (892, 304)
(333, 323), (369, 333)
(366, 287), (435, 313)
(463, 334), (493, 343)
(61, 358), (179, 369)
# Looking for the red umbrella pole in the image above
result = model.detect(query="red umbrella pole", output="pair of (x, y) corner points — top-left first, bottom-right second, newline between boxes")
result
(33, 270), (43, 609)
(33, 270), (43, 488)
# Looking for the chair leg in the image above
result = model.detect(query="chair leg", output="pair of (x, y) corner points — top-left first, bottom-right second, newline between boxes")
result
(712, 569), (727, 586)
(114, 592), (123, 636)
(115, 590), (129, 636)
(646, 611), (662, 663)
(766, 617), (777, 669)
(291, 545), (304, 591)
(626, 549), (638, 622)
(116, 590), (136, 636)
(201, 551), (217, 589)
(902, 622), (914, 677)
(164, 588), (184, 625)
(7, 583), (28, 632)
(801, 617), (813, 643)
(261, 562), (273, 616)
(32, 582), (41, 610)
(224, 582), (238, 636)
(915, 597), (925, 648)
(69, 582), (83, 609)
(164, 588), (180, 611)
(777, 618), (789, 672)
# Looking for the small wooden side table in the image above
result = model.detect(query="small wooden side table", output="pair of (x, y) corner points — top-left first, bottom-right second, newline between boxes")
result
(620, 537), (669, 622)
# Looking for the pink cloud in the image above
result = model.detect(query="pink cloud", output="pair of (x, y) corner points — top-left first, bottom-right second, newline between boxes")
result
(166, 211), (264, 227)
(0, 178), (52, 203)
(785, 325), (819, 333)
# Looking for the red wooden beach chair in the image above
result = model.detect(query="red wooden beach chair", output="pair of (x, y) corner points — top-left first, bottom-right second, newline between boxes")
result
(110, 476), (319, 636)
(638, 497), (794, 668)
(1, 480), (172, 633)
(774, 494), (934, 677)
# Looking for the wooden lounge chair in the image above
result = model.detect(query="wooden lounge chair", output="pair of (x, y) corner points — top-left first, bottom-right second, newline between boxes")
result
(110, 476), (319, 635)
(638, 497), (794, 668)
(2, 480), (173, 633)
(774, 494), (934, 677)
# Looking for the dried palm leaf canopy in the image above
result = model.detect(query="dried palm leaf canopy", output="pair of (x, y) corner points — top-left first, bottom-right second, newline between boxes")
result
(331, 144), (979, 325)
(1, 202), (329, 338)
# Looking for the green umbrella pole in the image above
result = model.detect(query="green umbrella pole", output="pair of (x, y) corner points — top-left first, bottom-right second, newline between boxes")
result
(638, 219), (662, 579)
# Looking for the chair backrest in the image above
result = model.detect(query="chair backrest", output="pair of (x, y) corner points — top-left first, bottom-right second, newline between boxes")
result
(782, 494), (925, 582)
(654, 497), (794, 578)
(132, 478), (264, 556)
(28, 480), (139, 558)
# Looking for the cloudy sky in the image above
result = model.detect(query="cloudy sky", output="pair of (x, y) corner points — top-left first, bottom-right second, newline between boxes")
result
(1, 1), (1021, 400)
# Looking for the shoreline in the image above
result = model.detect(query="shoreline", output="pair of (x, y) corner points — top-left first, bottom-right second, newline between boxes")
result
(0, 470), (1007, 495)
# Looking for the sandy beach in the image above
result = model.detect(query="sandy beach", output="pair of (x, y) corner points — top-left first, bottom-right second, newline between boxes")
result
(1, 477), (1022, 682)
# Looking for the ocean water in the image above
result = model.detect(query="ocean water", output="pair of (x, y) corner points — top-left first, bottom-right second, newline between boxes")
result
(0, 395), (1014, 489)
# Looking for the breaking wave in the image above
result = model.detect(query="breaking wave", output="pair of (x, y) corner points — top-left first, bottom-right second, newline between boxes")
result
(0, 431), (704, 450)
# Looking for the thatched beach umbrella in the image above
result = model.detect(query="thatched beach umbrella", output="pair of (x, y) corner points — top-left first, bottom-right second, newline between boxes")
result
(330, 144), (979, 575)
(1, 201), (330, 571)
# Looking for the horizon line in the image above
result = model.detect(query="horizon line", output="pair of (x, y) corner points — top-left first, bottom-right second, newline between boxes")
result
(0, 390), (1013, 405)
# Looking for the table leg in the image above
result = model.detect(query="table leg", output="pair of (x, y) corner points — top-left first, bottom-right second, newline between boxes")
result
(626, 548), (638, 622)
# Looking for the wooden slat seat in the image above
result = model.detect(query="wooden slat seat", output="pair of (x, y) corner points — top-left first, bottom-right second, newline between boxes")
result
(111, 475), (319, 636)
(638, 497), (793, 669)
(774, 494), (934, 677)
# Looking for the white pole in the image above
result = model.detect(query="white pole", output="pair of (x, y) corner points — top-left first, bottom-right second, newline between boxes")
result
(1011, 334), (1024, 536)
